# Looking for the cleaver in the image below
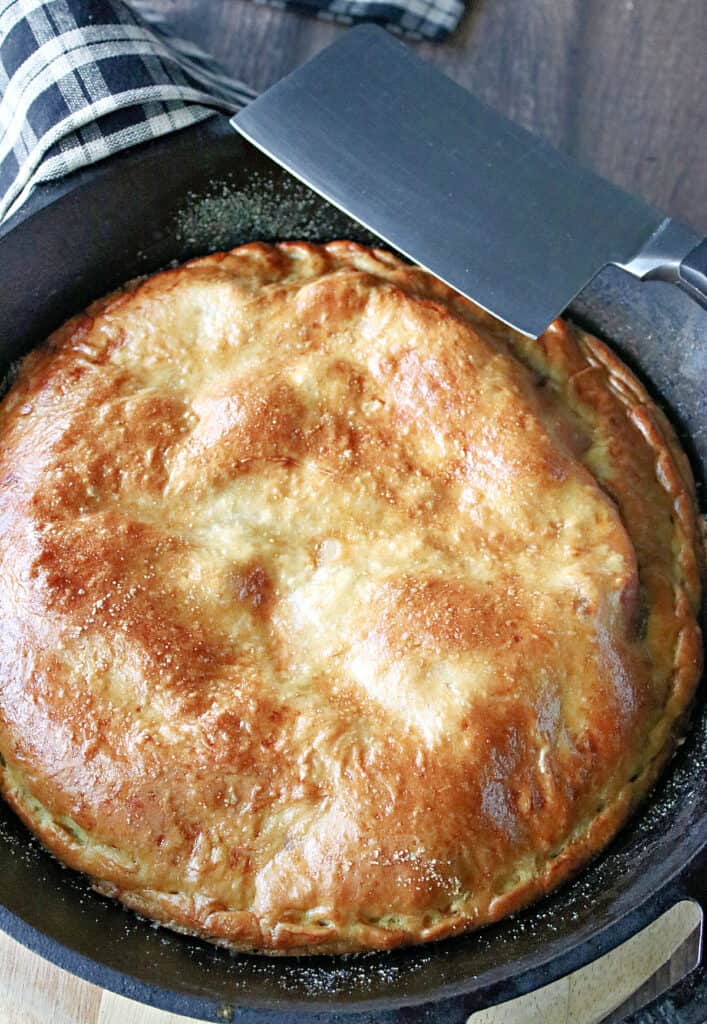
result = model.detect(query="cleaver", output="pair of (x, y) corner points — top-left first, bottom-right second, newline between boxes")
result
(232, 25), (707, 338)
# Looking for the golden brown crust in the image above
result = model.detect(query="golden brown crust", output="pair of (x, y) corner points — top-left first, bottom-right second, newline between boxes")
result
(0, 241), (702, 954)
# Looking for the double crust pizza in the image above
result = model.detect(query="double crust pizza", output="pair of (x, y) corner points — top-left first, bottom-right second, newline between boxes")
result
(0, 242), (702, 953)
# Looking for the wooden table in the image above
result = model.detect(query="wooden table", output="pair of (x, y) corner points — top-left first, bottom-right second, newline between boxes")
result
(4, 1), (707, 1020)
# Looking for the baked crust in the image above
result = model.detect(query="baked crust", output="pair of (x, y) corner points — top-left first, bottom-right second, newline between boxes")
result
(0, 241), (702, 955)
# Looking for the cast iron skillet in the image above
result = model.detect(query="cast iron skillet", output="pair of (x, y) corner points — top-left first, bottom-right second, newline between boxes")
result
(0, 116), (705, 1024)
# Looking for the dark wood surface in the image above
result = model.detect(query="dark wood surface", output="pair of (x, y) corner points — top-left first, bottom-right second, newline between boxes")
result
(148, 0), (707, 232)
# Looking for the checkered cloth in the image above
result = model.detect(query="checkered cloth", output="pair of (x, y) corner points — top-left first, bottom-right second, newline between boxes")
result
(0, 0), (464, 226)
(217, 0), (463, 38)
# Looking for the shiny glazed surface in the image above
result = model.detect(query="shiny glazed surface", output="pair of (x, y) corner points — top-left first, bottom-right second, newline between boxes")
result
(0, 242), (702, 954)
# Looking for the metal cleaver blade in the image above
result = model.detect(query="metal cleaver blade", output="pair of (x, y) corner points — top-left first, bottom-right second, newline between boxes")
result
(232, 25), (707, 338)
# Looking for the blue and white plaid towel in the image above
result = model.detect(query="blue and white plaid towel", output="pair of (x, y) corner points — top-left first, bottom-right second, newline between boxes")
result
(0, 0), (464, 226)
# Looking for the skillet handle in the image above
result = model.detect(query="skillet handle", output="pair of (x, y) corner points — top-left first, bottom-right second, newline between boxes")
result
(462, 875), (706, 1024)
(620, 862), (707, 1024)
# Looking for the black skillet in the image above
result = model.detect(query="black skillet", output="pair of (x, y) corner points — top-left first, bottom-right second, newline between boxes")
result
(0, 115), (705, 1024)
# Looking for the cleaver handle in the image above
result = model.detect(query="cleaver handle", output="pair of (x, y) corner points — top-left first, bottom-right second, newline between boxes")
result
(678, 238), (707, 311)
(622, 219), (707, 312)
